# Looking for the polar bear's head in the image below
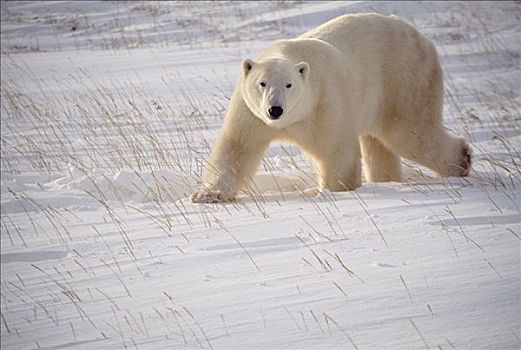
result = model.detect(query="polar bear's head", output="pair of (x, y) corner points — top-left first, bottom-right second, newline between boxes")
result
(241, 57), (310, 128)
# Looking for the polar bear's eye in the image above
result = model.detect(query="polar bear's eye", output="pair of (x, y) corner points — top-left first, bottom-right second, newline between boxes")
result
(259, 82), (266, 87)
(286, 83), (292, 88)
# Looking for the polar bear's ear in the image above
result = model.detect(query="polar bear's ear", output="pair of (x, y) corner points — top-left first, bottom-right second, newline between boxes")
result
(242, 58), (256, 77)
(296, 62), (310, 81)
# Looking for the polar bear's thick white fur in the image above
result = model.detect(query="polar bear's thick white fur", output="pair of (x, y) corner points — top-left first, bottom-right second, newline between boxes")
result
(192, 13), (471, 203)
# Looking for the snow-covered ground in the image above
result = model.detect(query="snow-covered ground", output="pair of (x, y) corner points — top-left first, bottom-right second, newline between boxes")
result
(1, 1), (520, 349)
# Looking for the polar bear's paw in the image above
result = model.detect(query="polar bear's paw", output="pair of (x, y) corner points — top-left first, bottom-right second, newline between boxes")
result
(459, 141), (472, 176)
(191, 189), (235, 203)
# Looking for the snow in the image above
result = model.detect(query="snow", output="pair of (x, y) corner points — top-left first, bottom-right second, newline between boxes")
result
(1, 1), (520, 349)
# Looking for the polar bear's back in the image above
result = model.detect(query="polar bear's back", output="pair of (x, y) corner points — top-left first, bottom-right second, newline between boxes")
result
(300, 13), (437, 62)
(300, 13), (441, 91)
(298, 13), (443, 132)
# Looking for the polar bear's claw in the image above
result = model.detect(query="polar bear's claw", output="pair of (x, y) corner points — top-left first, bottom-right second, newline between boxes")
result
(190, 190), (234, 204)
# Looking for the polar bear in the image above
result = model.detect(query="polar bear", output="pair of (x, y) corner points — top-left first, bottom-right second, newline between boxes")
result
(191, 13), (471, 203)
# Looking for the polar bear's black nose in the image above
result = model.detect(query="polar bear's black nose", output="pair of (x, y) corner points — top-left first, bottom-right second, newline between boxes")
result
(268, 106), (283, 119)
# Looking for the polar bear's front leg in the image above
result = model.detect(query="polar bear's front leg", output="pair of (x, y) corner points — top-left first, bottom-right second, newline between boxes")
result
(191, 84), (277, 203)
(320, 158), (361, 191)
(315, 143), (362, 192)
(191, 130), (271, 203)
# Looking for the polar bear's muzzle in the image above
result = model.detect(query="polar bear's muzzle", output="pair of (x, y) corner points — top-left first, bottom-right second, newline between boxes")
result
(268, 106), (284, 120)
